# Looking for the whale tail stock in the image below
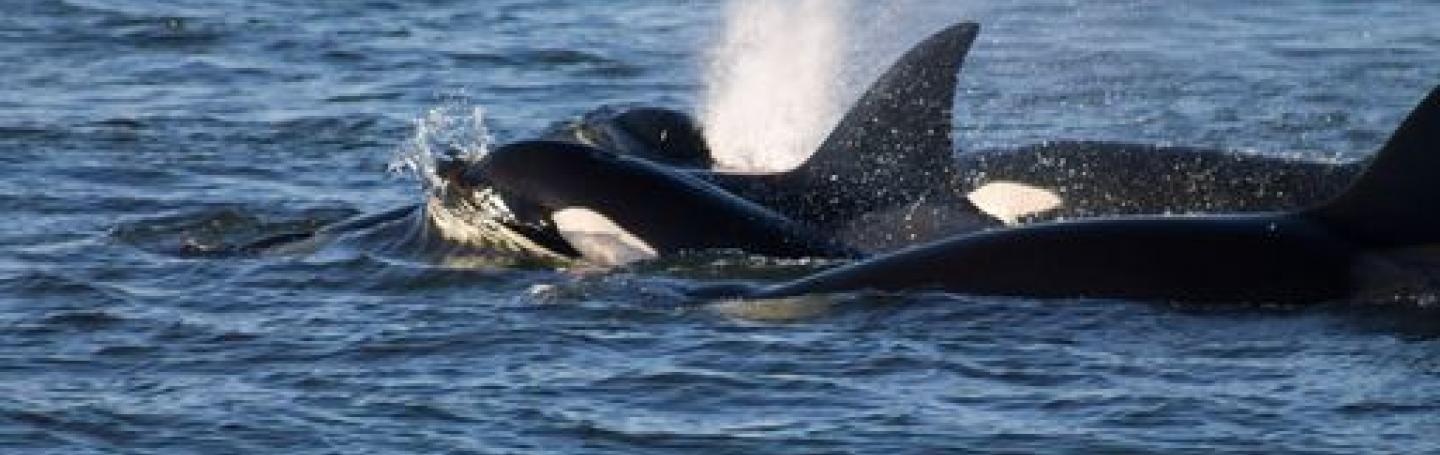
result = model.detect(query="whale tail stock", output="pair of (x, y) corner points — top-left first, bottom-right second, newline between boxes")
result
(1308, 85), (1440, 247)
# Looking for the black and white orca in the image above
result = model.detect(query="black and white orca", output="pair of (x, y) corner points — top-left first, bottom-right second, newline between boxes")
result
(544, 30), (1364, 253)
(733, 86), (1440, 304)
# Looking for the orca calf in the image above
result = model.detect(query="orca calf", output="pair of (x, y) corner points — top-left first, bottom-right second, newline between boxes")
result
(737, 86), (1440, 304)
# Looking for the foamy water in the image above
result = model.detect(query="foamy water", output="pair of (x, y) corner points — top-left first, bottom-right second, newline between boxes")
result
(388, 96), (496, 199)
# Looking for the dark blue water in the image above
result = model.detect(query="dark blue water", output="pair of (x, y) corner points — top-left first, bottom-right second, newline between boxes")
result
(4, 0), (1440, 453)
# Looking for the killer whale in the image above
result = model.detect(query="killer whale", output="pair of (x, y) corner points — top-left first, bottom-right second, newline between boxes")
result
(554, 104), (1363, 252)
(733, 85), (1440, 304)
(544, 38), (1364, 254)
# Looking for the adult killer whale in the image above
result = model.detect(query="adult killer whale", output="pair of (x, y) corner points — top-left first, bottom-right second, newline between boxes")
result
(728, 85), (1440, 304)
(555, 105), (1362, 251)
(544, 34), (1363, 253)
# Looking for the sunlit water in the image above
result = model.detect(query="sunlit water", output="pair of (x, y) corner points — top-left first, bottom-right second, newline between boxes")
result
(4, 0), (1440, 453)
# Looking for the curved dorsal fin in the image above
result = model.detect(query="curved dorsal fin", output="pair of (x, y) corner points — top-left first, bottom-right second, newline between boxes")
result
(711, 22), (979, 227)
(1310, 85), (1440, 247)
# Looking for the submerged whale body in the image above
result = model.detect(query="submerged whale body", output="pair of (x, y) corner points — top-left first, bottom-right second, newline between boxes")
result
(735, 86), (1440, 304)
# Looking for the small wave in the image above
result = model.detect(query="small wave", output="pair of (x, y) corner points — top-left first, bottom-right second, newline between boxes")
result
(445, 48), (645, 77)
(0, 271), (125, 301)
(324, 92), (403, 103)
(39, 309), (130, 329)
(35, 1), (231, 49)
(447, 48), (620, 66)
(272, 115), (385, 138)
(24, 0), (98, 16)
(709, 296), (838, 322)
(111, 19), (227, 49)
(0, 125), (67, 140)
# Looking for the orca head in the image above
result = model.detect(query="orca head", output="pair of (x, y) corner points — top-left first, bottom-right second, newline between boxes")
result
(428, 146), (585, 262)
(545, 105), (715, 170)
(609, 107), (714, 169)
(440, 140), (680, 266)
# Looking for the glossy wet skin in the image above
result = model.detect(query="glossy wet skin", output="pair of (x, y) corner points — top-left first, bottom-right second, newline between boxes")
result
(756, 214), (1358, 303)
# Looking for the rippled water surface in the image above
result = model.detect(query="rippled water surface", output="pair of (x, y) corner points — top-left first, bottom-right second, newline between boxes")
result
(4, 0), (1440, 453)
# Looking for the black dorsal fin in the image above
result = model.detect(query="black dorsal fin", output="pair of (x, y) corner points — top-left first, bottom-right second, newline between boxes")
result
(1309, 85), (1440, 247)
(707, 22), (980, 227)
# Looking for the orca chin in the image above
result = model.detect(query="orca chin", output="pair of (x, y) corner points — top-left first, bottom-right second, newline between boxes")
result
(740, 85), (1440, 304)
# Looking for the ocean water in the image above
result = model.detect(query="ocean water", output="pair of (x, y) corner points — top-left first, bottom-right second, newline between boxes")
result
(4, 0), (1440, 453)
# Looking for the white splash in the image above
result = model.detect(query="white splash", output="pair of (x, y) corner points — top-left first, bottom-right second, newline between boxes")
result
(389, 99), (577, 264)
(388, 96), (495, 198)
(701, 0), (849, 172)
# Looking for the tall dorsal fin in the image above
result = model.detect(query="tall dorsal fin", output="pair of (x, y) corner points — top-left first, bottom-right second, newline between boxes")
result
(708, 22), (980, 227)
(1309, 85), (1440, 247)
